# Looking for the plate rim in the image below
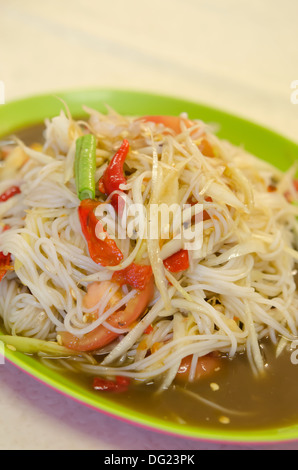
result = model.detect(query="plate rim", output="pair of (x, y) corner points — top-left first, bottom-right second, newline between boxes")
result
(1, 87), (298, 445)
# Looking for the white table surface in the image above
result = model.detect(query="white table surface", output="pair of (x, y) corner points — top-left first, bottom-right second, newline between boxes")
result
(1, 0), (298, 450)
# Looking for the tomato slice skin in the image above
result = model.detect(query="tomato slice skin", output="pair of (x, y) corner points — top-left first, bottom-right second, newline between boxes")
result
(138, 116), (215, 157)
(60, 278), (155, 352)
(138, 115), (193, 134)
(175, 354), (220, 383)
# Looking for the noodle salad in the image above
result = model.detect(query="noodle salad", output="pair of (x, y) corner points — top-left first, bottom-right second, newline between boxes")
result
(0, 105), (297, 393)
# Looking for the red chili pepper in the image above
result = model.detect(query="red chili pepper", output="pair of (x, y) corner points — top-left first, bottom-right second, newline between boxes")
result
(188, 198), (211, 222)
(112, 263), (153, 290)
(0, 252), (11, 282)
(163, 249), (189, 273)
(78, 199), (123, 267)
(0, 225), (12, 281)
(0, 186), (21, 202)
(93, 375), (130, 393)
(99, 139), (129, 214)
(144, 324), (154, 335)
(294, 179), (298, 191)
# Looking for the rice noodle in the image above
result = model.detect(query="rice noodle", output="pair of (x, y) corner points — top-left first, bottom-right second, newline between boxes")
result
(0, 105), (297, 390)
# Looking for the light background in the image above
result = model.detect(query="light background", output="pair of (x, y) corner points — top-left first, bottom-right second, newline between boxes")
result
(0, 0), (298, 450)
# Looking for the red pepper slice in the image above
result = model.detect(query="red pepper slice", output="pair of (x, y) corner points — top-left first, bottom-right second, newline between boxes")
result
(78, 199), (123, 267)
(144, 324), (154, 335)
(0, 186), (21, 202)
(0, 225), (12, 281)
(112, 263), (153, 290)
(99, 139), (129, 214)
(0, 252), (11, 281)
(60, 277), (155, 352)
(93, 375), (130, 393)
(163, 249), (189, 273)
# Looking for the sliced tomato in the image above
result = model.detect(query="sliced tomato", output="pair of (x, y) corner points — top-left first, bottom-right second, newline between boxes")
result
(138, 115), (194, 134)
(198, 137), (215, 158)
(59, 277), (155, 352)
(138, 116), (215, 157)
(175, 354), (220, 383)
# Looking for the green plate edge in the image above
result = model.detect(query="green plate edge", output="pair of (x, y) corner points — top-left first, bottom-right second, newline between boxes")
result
(0, 87), (298, 445)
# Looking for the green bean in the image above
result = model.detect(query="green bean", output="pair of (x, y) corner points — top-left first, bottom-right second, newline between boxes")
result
(75, 134), (97, 200)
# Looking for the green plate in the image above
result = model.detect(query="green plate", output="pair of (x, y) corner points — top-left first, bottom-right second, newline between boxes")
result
(0, 88), (298, 445)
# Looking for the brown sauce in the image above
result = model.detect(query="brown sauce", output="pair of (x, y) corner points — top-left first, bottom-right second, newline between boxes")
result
(72, 340), (298, 431)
